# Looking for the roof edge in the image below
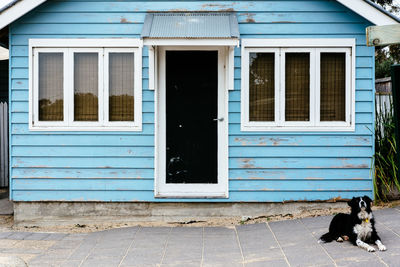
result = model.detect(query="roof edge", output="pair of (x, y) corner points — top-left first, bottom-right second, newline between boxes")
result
(0, 0), (20, 14)
(363, 0), (400, 23)
(0, 0), (399, 31)
(0, 0), (46, 30)
(336, 0), (399, 25)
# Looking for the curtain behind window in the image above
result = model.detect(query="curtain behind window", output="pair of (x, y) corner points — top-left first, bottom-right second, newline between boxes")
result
(320, 53), (346, 121)
(74, 53), (99, 121)
(109, 53), (135, 121)
(249, 53), (275, 121)
(285, 53), (310, 121)
(39, 53), (64, 121)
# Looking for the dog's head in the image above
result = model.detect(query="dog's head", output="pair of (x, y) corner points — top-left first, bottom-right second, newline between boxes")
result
(348, 196), (373, 220)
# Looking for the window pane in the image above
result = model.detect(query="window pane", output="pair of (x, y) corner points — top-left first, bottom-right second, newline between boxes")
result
(249, 53), (275, 121)
(320, 53), (346, 121)
(38, 53), (63, 121)
(74, 53), (98, 121)
(109, 53), (135, 121)
(285, 53), (310, 121)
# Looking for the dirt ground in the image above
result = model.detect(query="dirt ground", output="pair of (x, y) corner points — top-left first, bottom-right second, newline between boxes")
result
(1, 200), (399, 234)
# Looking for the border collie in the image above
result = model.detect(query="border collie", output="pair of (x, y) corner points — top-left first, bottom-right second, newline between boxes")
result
(319, 196), (386, 252)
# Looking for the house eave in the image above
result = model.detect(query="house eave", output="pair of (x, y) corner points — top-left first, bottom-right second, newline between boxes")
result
(0, 0), (47, 30)
(0, 0), (399, 32)
(336, 0), (400, 25)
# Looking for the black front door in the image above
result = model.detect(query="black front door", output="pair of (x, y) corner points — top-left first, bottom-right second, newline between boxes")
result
(166, 51), (218, 184)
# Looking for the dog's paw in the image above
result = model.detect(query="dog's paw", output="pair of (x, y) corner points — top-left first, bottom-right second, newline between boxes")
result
(378, 244), (387, 251)
(336, 237), (344, 242)
(367, 246), (376, 252)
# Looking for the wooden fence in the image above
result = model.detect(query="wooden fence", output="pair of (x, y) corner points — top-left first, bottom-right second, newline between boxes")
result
(376, 77), (392, 94)
(376, 77), (392, 117)
(0, 102), (8, 187)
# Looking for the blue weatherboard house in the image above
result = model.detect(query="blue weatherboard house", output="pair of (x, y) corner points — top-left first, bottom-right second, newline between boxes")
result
(0, 0), (399, 221)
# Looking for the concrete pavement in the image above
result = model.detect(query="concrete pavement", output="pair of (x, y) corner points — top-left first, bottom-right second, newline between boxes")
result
(0, 206), (399, 267)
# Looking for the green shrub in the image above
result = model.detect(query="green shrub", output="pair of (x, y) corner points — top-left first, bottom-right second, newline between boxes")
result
(374, 99), (400, 201)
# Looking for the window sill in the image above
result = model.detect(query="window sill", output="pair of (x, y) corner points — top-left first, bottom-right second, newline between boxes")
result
(29, 126), (143, 132)
(241, 125), (355, 132)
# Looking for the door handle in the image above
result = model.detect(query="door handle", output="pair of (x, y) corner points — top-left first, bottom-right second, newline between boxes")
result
(213, 118), (224, 122)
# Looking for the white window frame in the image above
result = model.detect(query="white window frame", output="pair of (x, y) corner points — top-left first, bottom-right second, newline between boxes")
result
(241, 38), (355, 132)
(32, 48), (69, 128)
(280, 48), (316, 127)
(242, 48), (279, 127)
(69, 47), (104, 128)
(103, 48), (142, 127)
(29, 39), (143, 131)
(316, 48), (352, 128)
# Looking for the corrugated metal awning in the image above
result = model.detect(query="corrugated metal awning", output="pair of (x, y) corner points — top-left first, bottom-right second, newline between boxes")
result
(141, 13), (239, 39)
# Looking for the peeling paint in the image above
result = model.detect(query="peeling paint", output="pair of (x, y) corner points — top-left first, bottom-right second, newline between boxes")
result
(148, 8), (189, 12)
(29, 165), (49, 168)
(120, 18), (131, 23)
(270, 137), (287, 146)
(342, 164), (369, 169)
(336, 158), (369, 169)
(239, 158), (256, 169)
(218, 8), (235, 12)
(356, 137), (371, 144)
(243, 13), (256, 23)
(201, 3), (230, 9)
(235, 137), (267, 146)
(271, 21), (296, 23)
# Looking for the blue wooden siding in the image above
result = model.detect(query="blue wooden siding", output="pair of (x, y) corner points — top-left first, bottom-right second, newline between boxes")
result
(9, 0), (375, 202)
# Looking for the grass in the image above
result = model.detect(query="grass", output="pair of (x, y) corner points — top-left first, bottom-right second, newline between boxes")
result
(374, 97), (400, 201)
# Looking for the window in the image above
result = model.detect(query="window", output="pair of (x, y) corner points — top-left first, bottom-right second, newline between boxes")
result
(241, 39), (355, 131)
(29, 39), (142, 131)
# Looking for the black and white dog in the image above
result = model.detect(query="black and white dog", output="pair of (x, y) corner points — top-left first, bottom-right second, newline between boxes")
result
(319, 196), (386, 252)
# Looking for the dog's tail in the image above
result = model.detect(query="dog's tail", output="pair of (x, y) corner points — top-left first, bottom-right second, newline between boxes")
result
(318, 232), (335, 243)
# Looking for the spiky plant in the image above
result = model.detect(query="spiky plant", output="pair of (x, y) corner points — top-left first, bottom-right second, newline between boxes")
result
(374, 98), (400, 201)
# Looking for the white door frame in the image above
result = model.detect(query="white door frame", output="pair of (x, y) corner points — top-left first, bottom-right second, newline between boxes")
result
(155, 46), (229, 198)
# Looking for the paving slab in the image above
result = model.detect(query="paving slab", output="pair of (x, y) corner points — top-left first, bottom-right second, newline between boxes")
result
(5, 232), (33, 240)
(283, 244), (334, 267)
(336, 258), (386, 267)
(0, 232), (12, 239)
(0, 256), (27, 267)
(236, 223), (280, 250)
(22, 232), (51, 241)
(80, 257), (122, 267)
(375, 249), (400, 267)
(42, 233), (69, 241)
(245, 258), (290, 267)
(161, 263), (201, 267)
(59, 260), (82, 267)
(0, 205), (399, 266)
(120, 248), (164, 266)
